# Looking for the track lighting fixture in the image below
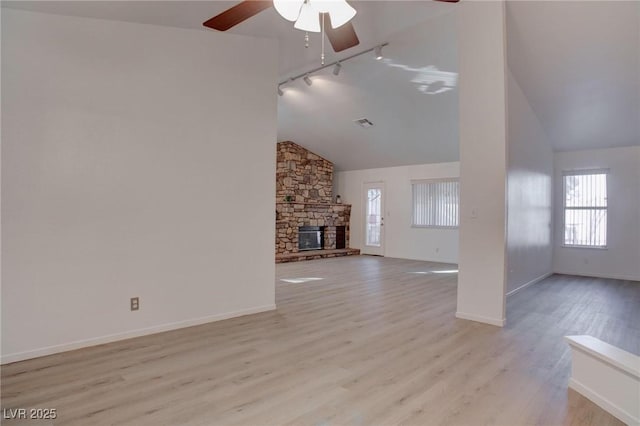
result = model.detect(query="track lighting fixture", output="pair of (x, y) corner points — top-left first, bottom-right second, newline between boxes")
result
(276, 43), (388, 97)
(333, 62), (342, 76)
(374, 45), (383, 60)
(303, 75), (313, 86)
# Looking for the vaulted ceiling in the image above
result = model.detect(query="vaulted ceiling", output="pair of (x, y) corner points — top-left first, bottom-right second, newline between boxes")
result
(3, 1), (639, 170)
(506, 1), (640, 153)
(276, 8), (459, 171)
(3, 1), (459, 171)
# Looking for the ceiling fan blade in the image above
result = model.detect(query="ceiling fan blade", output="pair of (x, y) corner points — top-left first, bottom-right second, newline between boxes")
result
(203, 1), (272, 31)
(324, 15), (360, 52)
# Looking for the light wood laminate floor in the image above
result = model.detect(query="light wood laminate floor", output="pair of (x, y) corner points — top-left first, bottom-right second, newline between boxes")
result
(2, 256), (639, 425)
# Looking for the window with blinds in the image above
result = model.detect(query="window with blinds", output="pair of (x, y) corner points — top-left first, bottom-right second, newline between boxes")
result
(412, 179), (459, 228)
(563, 170), (608, 248)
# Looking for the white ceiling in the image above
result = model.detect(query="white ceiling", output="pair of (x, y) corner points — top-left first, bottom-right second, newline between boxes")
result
(506, 1), (640, 152)
(277, 8), (459, 171)
(4, 1), (638, 169)
(2, 1), (455, 77)
(3, 0), (460, 171)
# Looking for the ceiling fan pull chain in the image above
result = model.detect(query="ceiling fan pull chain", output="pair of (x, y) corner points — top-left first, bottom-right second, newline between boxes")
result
(304, 31), (309, 48)
(321, 13), (325, 65)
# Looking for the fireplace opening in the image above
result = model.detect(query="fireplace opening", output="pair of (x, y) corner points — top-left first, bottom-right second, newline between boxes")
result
(298, 226), (325, 251)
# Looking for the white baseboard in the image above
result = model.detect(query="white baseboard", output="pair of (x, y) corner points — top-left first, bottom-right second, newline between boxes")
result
(455, 311), (505, 327)
(1, 304), (277, 365)
(553, 269), (640, 282)
(568, 378), (639, 426)
(506, 272), (553, 297)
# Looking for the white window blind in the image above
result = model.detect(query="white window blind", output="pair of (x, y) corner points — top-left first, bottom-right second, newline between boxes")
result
(563, 170), (608, 248)
(412, 179), (459, 228)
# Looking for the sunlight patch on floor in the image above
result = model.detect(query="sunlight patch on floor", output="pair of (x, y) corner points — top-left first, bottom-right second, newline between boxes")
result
(407, 269), (458, 275)
(280, 277), (324, 284)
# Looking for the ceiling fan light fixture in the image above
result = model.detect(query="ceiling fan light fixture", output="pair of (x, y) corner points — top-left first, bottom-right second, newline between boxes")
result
(324, 0), (357, 28)
(273, 0), (305, 22)
(294, 2), (321, 32)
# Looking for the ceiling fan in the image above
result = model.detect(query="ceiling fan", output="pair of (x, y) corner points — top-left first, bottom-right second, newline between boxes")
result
(203, 0), (459, 55)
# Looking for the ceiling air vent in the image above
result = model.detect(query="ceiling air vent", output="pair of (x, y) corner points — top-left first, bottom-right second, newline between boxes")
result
(354, 118), (374, 128)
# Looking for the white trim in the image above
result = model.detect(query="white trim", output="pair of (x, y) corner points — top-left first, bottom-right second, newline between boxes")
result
(1, 304), (277, 365)
(566, 335), (640, 378)
(568, 378), (639, 426)
(506, 272), (552, 297)
(552, 269), (640, 282)
(565, 335), (640, 426)
(455, 311), (505, 327)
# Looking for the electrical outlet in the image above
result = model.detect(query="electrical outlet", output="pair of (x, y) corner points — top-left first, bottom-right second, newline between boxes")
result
(130, 297), (139, 311)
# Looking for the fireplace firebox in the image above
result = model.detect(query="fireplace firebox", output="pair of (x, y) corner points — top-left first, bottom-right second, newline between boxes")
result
(298, 226), (325, 251)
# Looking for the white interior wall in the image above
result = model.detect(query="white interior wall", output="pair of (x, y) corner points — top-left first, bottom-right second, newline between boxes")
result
(553, 146), (640, 281)
(337, 162), (459, 264)
(505, 70), (554, 295)
(1, 9), (277, 363)
(455, 1), (508, 327)
(0, 5), (3, 363)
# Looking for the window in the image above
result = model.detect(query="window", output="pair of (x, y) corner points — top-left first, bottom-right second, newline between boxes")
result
(412, 179), (459, 228)
(563, 170), (608, 248)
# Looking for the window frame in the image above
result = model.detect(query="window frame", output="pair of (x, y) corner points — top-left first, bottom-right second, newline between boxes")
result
(411, 178), (460, 229)
(561, 169), (609, 250)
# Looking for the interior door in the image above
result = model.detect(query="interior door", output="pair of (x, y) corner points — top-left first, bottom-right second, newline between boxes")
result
(362, 182), (385, 256)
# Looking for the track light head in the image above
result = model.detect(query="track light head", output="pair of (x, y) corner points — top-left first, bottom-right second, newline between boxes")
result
(374, 45), (383, 60)
(303, 75), (313, 86)
(333, 62), (342, 76)
(277, 86), (284, 96)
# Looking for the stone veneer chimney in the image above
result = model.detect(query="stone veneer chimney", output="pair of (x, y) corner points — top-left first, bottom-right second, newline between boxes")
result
(275, 141), (356, 261)
(276, 141), (334, 204)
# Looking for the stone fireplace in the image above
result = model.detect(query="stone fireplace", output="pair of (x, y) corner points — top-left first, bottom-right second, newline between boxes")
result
(275, 141), (359, 262)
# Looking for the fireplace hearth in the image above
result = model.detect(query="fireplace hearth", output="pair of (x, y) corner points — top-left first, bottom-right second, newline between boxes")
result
(298, 226), (325, 251)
